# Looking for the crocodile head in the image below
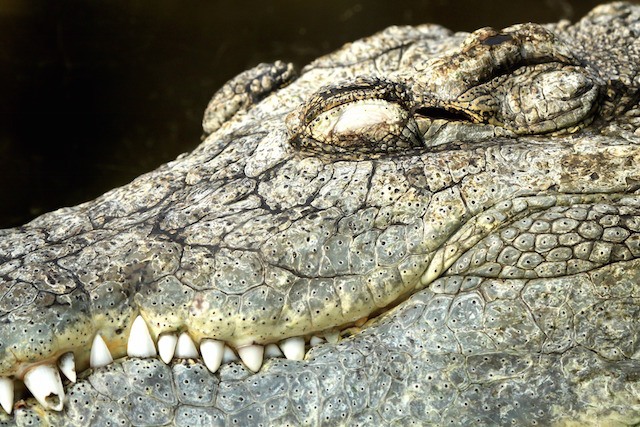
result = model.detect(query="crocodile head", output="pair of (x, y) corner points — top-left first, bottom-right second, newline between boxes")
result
(1, 2), (640, 425)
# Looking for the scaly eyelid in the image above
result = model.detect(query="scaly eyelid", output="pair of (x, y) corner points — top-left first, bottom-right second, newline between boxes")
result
(332, 101), (403, 135)
(287, 77), (422, 154)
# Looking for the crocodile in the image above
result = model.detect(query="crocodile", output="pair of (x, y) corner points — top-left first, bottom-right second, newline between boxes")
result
(1, 2), (640, 425)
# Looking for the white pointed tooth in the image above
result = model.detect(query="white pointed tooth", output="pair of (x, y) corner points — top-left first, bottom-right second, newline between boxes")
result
(175, 332), (199, 359)
(23, 365), (65, 411)
(90, 334), (113, 368)
(127, 315), (157, 358)
(222, 346), (238, 364)
(280, 336), (305, 361)
(200, 339), (224, 373)
(158, 333), (178, 364)
(0, 377), (13, 414)
(324, 330), (340, 344)
(310, 335), (325, 346)
(265, 343), (283, 358)
(238, 345), (264, 372)
(57, 352), (76, 383)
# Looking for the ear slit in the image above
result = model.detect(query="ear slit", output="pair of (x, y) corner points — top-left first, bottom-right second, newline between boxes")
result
(414, 107), (475, 122)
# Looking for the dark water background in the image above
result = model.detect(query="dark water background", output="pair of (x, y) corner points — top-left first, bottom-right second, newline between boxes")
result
(0, 0), (635, 227)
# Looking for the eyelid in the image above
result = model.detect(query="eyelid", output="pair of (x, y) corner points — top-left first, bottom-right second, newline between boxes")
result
(331, 101), (405, 134)
(286, 77), (420, 154)
(293, 76), (414, 129)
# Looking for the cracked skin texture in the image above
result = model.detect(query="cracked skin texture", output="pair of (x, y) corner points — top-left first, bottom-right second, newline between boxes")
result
(2, 2), (640, 426)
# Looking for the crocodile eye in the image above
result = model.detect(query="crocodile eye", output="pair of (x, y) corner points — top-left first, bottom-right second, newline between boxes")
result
(287, 77), (422, 155)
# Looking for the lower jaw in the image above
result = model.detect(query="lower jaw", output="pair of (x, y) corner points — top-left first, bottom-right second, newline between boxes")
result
(1, 307), (384, 414)
(1, 269), (428, 414)
(8, 192), (638, 415)
(5, 265), (640, 426)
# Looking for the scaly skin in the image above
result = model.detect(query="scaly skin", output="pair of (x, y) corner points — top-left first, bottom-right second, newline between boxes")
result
(2, 2), (640, 426)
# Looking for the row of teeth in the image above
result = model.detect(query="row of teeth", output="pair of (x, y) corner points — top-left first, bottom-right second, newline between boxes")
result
(0, 315), (329, 415)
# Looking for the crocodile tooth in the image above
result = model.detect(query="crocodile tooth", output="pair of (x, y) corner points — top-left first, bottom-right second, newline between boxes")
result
(265, 343), (283, 358)
(127, 315), (157, 358)
(200, 339), (224, 373)
(324, 330), (340, 344)
(237, 344), (264, 372)
(90, 334), (113, 368)
(23, 365), (65, 411)
(158, 333), (178, 364)
(222, 345), (238, 364)
(175, 332), (199, 359)
(279, 336), (305, 361)
(310, 335), (325, 346)
(57, 352), (76, 383)
(0, 377), (13, 414)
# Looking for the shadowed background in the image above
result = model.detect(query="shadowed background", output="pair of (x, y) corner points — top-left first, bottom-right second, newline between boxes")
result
(0, 0), (631, 227)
